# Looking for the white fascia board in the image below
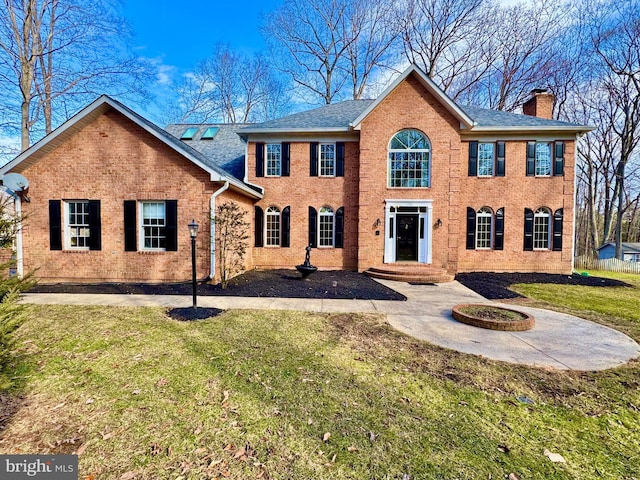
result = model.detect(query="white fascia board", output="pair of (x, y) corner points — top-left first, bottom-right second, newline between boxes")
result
(468, 125), (595, 134)
(239, 127), (352, 135)
(350, 64), (476, 129)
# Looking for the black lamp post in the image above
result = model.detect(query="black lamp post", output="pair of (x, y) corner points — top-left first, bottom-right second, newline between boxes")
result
(188, 219), (199, 309)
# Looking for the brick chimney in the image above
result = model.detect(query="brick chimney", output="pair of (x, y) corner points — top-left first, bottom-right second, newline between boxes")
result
(522, 88), (554, 120)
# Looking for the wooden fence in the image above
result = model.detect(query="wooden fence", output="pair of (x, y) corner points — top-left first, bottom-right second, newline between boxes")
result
(574, 256), (640, 274)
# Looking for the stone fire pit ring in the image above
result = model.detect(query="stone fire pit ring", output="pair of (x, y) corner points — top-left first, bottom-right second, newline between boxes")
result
(452, 304), (535, 331)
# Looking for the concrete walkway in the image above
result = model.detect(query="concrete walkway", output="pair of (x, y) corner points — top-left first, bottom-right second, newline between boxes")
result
(20, 280), (640, 371)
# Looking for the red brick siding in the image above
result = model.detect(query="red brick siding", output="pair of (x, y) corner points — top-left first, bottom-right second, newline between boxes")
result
(21, 110), (221, 282)
(248, 141), (359, 270)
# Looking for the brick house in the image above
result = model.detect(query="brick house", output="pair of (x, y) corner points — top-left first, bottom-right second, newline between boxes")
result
(1, 65), (591, 283)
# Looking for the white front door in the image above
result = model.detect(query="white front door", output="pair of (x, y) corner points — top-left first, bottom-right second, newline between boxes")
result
(383, 199), (432, 264)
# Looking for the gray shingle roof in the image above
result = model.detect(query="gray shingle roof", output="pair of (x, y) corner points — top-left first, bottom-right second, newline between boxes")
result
(597, 242), (640, 253)
(460, 105), (586, 129)
(240, 100), (375, 132)
(164, 124), (251, 182)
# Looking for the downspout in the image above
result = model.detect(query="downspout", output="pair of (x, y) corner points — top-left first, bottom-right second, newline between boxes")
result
(210, 181), (229, 280)
(14, 196), (23, 277)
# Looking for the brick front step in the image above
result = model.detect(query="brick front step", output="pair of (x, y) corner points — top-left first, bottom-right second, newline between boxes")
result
(365, 265), (455, 283)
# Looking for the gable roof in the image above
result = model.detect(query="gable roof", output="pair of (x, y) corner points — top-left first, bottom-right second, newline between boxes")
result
(240, 64), (592, 135)
(597, 242), (640, 253)
(1, 95), (262, 199)
(164, 123), (251, 182)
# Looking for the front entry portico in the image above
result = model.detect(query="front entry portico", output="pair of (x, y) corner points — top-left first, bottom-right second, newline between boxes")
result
(384, 199), (433, 264)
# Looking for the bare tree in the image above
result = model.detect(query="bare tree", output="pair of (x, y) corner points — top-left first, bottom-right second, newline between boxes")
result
(171, 44), (289, 124)
(0, 0), (151, 151)
(591, 0), (640, 259)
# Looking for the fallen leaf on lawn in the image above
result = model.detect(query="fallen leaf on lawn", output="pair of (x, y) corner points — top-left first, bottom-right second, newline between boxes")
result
(322, 432), (331, 442)
(307, 418), (313, 425)
(150, 443), (161, 456)
(498, 444), (510, 453)
(101, 432), (113, 441)
(83, 474), (95, 480)
(256, 470), (264, 479)
(156, 378), (168, 387)
(76, 444), (87, 455)
(222, 390), (230, 404)
(53, 402), (66, 410)
(166, 446), (173, 456)
(347, 446), (358, 452)
(369, 431), (377, 442)
(331, 454), (336, 463)
(223, 443), (234, 451)
(508, 473), (520, 480)
(119, 472), (137, 480)
(85, 398), (94, 404)
(544, 449), (566, 463)
(131, 389), (141, 395)
(234, 447), (246, 459)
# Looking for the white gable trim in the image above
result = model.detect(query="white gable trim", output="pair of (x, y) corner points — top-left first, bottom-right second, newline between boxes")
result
(350, 64), (476, 130)
(1, 95), (262, 200)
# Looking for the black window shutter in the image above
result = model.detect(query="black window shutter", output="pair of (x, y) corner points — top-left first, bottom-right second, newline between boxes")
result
(526, 142), (536, 176)
(336, 142), (345, 177)
(335, 207), (344, 248)
(124, 200), (137, 251)
(308, 206), (317, 248)
(165, 200), (178, 251)
(310, 142), (318, 177)
(496, 142), (506, 177)
(468, 141), (478, 176)
(553, 208), (563, 251)
(494, 207), (504, 250)
(524, 208), (534, 251)
(466, 207), (476, 250)
(554, 142), (565, 176)
(282, 142), (290, 177)
(254, 206), (264, 247)
(88, 200), (101, 251)
(282, 206), (291, 248)
(256, 142), (265, 177)
(49, 200), (62, 251)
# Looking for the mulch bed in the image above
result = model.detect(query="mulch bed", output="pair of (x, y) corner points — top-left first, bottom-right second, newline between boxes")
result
(455, 272), (630, 299)
(29, 269), (406, 301)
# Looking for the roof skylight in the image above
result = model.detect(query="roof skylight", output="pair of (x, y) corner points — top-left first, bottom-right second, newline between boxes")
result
(180, 127), (199, 140)
(201, 127), (219, 140)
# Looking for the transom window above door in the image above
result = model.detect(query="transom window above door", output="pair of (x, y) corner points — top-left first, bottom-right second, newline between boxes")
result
(388, 129), (431, 188)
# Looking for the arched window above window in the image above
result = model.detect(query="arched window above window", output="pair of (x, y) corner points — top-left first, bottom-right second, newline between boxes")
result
(476, 207), (493, 249)
(388, 129), (431, 188)
(266, 206), (281, 246)
(318, 206), (334, 247)
(533, 207), (551, 250)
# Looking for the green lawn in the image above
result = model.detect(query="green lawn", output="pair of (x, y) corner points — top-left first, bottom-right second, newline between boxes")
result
(1, 272), (639, 479)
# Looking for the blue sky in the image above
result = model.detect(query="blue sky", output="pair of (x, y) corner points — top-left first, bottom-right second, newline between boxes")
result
(122, 0), (283, 122)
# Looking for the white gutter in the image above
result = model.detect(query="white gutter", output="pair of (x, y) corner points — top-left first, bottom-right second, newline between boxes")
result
(210, 181), (230, 279)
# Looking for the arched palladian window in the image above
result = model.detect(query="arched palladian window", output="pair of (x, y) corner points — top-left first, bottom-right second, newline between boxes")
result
(388, 129), (431, 188)
(475, 207), (493, 249)
(318, 206), (334, 247)
(265, 206), (281, 246)
(533, 207), (551, 249)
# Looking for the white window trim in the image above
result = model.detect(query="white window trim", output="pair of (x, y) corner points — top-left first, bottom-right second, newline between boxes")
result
(266, 143), (282, 177)
(477, 143), (495, 178)
(384, 199), (433, 264)
(533, 208), (551, 250)
(139, 201), (167, 251)
(475, 208), (493, 250)
(64, 200), (90, 251)
(318, 206), (335, 247)
(387, 130), (432, 188)
(534, 142), (552, 177)
(265, 206), (281, 247)
(319, 143), (336, 177)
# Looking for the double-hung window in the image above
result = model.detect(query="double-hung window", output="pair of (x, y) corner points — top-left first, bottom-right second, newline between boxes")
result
(266, 206), (281, 246)
(65, 201), (90, 250)
(533, 207), (550, 249)
(477, 143), (495, 177)
(141, 201), (166, 250)
(266, 144), (282, 176)
(475, 207), (493, 249)
(318, 206), (334, 246)
(319, 144), (335, 176)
